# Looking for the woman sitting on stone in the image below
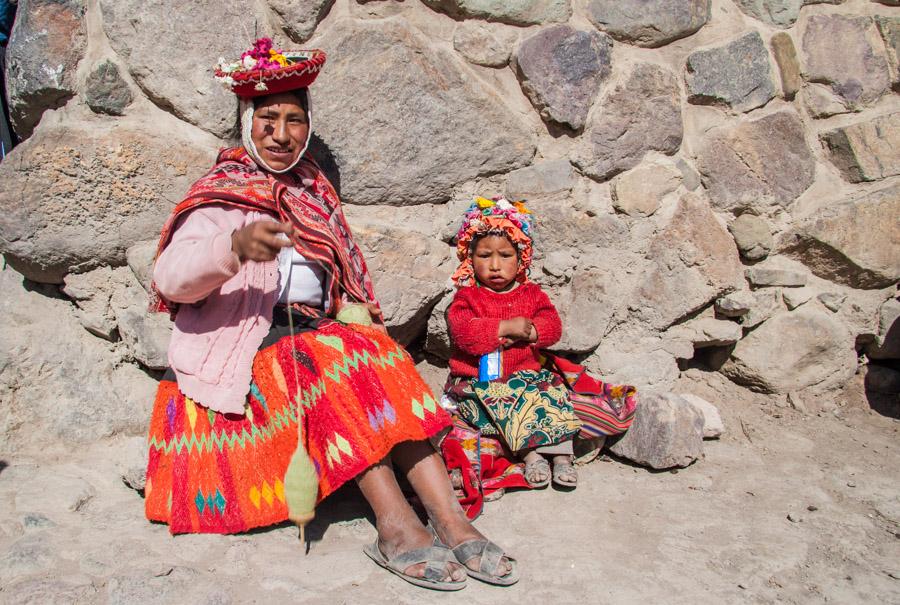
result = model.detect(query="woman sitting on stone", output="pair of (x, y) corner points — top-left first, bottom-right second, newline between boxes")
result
(145, 39), (516, 590)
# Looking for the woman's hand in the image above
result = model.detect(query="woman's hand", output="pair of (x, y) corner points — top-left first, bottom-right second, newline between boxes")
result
(499, 317), (534, 342)
(364, 303), (388, 334)
(231, 220), (293, 262)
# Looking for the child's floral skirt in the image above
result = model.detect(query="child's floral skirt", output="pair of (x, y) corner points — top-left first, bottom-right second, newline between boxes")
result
(444, 369), (581, 453)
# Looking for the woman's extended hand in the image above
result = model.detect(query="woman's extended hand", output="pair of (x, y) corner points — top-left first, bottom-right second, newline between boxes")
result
(231, 220), (293, 262)
(364, 303), (388, 334)
(499, 317), (534, 342)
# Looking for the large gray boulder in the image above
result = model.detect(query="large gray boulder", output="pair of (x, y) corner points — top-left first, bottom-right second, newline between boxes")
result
(609, 391), (705, 469)
(267, 0), (335, 43)
(312, 19), (535, 205)
(782, 183), (900, 289)
(734, 0), (842, 28)
(722, 307), (857, 393)
(100, 0), (271, 138)
(820, 112), (900, 183)
(685, 31), (775, 113)
(421, 0), (571, 26)
(585, 0), (711, 48)
(5, 0), (86, 138)
(0, 267), (156, 452)
(633, 193), (744, 331)
(801, 14), (891, 109)
(695, 110), (815, 214)
(0, 120), (216, 283)
(574, 62), (682, 181)
(344, 205), (454, 345)
(513, 25), (612, 130)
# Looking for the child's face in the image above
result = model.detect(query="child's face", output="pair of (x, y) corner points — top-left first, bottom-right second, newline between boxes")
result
(472, 234), (519, 292)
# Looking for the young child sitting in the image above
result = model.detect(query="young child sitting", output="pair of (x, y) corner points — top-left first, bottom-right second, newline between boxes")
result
(444, 197), (581, 488)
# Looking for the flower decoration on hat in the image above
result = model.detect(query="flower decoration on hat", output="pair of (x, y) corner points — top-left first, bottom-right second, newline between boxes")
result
(215, 37), (326, 98)
(451, 196), (535, 287)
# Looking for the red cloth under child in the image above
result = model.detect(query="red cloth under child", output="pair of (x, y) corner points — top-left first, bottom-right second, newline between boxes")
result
(447, 282), (562, 379)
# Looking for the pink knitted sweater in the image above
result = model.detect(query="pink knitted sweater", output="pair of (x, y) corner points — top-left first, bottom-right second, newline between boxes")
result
(153, 204), (280, 414)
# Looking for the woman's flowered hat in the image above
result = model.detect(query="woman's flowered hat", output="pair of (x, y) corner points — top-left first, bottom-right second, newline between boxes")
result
(451, 196), (535, 287)
(215, 38), (326, 98)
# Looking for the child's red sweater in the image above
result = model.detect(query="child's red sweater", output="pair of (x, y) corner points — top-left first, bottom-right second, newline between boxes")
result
(447, 282), (563, 379)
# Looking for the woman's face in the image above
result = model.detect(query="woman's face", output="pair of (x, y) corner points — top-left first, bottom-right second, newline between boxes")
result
(472, 234), (520, 292)
(250, 92), (309, 171)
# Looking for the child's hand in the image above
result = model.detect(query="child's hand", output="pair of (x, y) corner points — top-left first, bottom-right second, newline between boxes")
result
(499, 317), (534, 342)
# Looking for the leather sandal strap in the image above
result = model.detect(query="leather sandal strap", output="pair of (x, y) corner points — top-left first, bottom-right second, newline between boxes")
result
(479, 541), (504, 577)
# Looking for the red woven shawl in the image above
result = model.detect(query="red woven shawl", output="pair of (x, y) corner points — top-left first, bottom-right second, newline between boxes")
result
(149, 147), (377, 317)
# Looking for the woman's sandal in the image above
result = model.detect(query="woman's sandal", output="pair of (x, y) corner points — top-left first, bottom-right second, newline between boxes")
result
(552, 456), (578, 488)
(523, 457), (551, 488)
(363, 539), (467, 591)
(451, 539), (520, 586)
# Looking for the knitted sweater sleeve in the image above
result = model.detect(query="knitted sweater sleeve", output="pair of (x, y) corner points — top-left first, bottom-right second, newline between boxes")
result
(447, 288), (503, 357)
(153, 205), (242, 304)
(530, 286), (563, 348)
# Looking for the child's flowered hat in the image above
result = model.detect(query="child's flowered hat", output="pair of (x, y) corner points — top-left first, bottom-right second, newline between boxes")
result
(215, 38), (326, 98)
(451, 196), (535, 287)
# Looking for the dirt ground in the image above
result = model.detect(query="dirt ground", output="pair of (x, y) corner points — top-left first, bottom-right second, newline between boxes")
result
(0, 369), (898, 604)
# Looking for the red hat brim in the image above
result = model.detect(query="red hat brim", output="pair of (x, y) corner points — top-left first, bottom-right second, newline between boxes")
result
(217, 50), (326, 99)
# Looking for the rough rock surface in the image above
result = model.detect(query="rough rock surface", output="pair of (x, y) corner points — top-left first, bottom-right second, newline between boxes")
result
(267, 0), (335, 43)
(820, 112), (900, 183)
(504, 159), (575, 200)
(609, 391), (705, 469)
(729, 214), (773, 261)
(716, 291), (754, 317)
(802, 82), (854, 119)
(84, 60), (133, 116)
(667, 317), (743, 348)
(634, 194), (744, 331)
(100, 0), (269, 138)
(452, 21), (518, 67)
(770, 32), (802, 100)
(679, 393), (724, 438)
(586, 346), (681, 392)
(5, 0), (86, 138)
(734, 0), (841, 28)
(783, 183), (900, 289)
(611, 161), (681, 217)
(685, 31), (775, 113)
(801, 14), (891, 109)
(585, 0), (711, 48)
(746, 266), (807, 288)
(783, 287), (814, 310)
(876, 16), (900, 91)
(742, 288), (783, 328)
(695, 111), (815, 213)
(575, 63), (682, 180)
(0, 121), (215, 283)
(344, 207), (454, 345)
(312, 19), (535, 205)
(421, 0), (572, 26)
(514, 25), (612, 129)
(867, 298), (900, 360)
(722, 308), (857, 393)
(0, 267), (156, 450)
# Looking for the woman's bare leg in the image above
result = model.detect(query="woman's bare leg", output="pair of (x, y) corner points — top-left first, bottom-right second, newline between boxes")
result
(392, 440), (513, 577)
(355, 457), (465, 581)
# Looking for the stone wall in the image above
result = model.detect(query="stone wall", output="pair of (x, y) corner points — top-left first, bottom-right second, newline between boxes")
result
(1, 0), (898, 450)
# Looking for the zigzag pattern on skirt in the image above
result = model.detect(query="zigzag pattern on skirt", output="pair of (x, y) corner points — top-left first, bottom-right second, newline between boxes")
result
(145, 322), (451, 534)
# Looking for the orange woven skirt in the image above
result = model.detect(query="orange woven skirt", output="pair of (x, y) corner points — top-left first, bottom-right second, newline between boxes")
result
(145, 322), (451, 534)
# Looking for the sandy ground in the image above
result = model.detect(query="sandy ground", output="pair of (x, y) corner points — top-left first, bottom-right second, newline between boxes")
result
(1, 371), (898, 604)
